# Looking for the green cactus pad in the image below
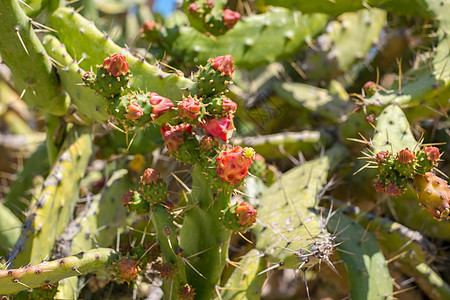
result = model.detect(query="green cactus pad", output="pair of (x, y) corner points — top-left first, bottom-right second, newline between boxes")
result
(0, 0), (68, 115)
(0, 248), (118, 295)
(9, 131), (92, 267)
(372, 105), (417, 154)
(253, 145), (348, 269)
(160, 8), (328, 69)
(221, 249), (267, 300)
(49, 8), (194, 100)
(327, 212), (393, 300)
(42, 35), (109, 122)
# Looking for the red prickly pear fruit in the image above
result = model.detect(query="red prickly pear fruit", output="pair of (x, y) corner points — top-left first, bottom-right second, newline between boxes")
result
(222, 9), (241, 29)
(211, 55), (234, 77)
(178, 284), (196, 300)
(122, 190), (149, 214)
(140, 168), (161, 185)
(363, 81), (377, 97)
(161, 123), (193, 152)
(149, 93), (174, 120)
(178, 97), (201, 120)
(111, 256), (139, 284)
(223, 201), (257, 231)
(125, 101), (144, 120)
(414, 172), (450, 219)
(397, 148), (415, 164)
(139, 168), (168, 204)
(154, 263), (178, 280)
(201, 116), (235, 142)
(216, 146), (255, 185)
(103, 54), (130, 77)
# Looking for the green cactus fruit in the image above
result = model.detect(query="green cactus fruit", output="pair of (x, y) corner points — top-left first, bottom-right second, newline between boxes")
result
(216, 146), (255, 185)
(140, 21), (163, 42)
(249, 153), (267, 179)
(93, 54), (131, 98)
(110, 254), (140, 284)
(161, 123), (201, 163)
(415, 146), (441, 174)
(222, 201), (257, 232)
(203, 94), (237, 116)
(138, 168), (168, 204)
(122, 190), (150, 214)
(413, 172), (450, 220)
(363, 81), (377, 97)
(196, 55), (234, 96)
(177, 283), (196, 300)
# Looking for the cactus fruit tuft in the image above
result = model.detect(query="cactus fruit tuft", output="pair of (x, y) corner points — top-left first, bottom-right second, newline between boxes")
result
(111, 255), (140, 284)
(204, 94), (237, 116)
(216, 146), (255, 185)
(177, 283), (196, 300)
(125, 101), (144, 121)
(413, 172), (450, 219)
(222, 201), (257, 231)
(210, 55), (234, 77)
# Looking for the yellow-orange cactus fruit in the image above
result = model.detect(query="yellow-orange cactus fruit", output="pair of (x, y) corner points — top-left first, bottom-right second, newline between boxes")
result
(413, 172), (450, 220)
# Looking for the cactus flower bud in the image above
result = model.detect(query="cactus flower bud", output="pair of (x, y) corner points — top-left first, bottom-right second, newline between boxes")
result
(363, 81), (377, 97)
(140, 168), (161, 185)
(188, 2), (199, 14)
(373, 179), (385, 193)
(178, 284), (196, 300)
(386, 183), (403, 197)
(112, 257), (139, 284)
(161, 123), (193, 152)
(235, 201), (257, 227)
(216, 146), (255, 184)
(178, 97), (201, 120)
(202, 116), (235, 142)
(125, 101), (144, 120)
(103, 54), (129, 77)
(222, 9), (241, 29)
(210, 55), (234, 77)
(375, 151), (390, 164)
(397, 148), (416, 164)
(149, 93), (174, 119)
(424, 146), (440, 162)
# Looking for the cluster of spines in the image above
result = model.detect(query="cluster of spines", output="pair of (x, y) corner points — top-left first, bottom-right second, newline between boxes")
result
(372, 146), (441, 197)
(185, 0), (241, 36)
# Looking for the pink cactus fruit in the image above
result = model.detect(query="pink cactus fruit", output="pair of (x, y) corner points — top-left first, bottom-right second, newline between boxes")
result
(424, 146), (440, 162)
(216, 146), (255, 184)
(210, 55), (234, 77)
(178, 97), (201, 120)
(363, 81), (377, 97)
(397, 148), (415, 164)
(161, 123), (193, 152)
(222, 9), (241, 29)
(187, 2), (199, 14)
(149, 93), (174, 119)
(234, 201), (257, 227)
(125, 101), (144, 120)
(140, 168), (161, 185)
(103, 54), (130, 77)
(201, 116), (235, 142)
(141, 20), (160, 32)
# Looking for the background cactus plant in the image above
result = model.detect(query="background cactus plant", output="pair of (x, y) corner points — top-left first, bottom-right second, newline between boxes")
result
(0, 0), (449, 299)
